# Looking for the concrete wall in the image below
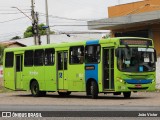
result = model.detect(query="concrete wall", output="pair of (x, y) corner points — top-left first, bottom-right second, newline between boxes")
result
(151, 24), (160, 57)
(111, 23), (160, 56)
(108, 0), (160, 18)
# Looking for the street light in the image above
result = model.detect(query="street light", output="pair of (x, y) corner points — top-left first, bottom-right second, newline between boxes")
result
(11, 6), (40, 45)
(11, 6), (32, 21)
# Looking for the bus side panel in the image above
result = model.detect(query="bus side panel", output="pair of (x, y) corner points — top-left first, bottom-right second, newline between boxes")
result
(44, 66), (57, 91)
(68, 64), (85, 91)
(22, 67), (34, 90)
(34, 66), (45, 91)
(85, 64), (98, 84)
(3, 68), (15, 90)
(23, 66), (45, 91)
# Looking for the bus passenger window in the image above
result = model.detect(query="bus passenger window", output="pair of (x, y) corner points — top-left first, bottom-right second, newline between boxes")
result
(34, 49), (44, 66)
(85, 45), (100, 64)
(24, 50), (33, 66)
(45, 49), (55, 65)
(58, 52), (63, 70)
(64, 52), (68, 70)
(70, 46), (84, 64)
(5, 52), (14, 67)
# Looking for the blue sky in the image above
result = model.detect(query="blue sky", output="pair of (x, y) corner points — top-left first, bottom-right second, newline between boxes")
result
(0, 0), (141, 41)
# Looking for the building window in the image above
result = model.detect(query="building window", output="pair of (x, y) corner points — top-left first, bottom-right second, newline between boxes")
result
(85, 45), (101, 63)
(5, 52), (14, 67)
(24, 50), (33, 66)
(70, 46), (84, 64)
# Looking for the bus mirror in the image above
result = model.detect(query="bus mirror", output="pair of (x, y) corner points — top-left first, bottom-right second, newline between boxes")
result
(154, 49), (157, 62)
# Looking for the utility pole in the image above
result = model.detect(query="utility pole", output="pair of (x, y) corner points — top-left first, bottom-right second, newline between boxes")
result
(31, 0), (41, 45)
(45, 0), (50, 44)
(35, 12), (41, 45)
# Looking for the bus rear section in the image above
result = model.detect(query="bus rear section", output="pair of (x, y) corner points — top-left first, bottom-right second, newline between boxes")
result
(3, 50), (24, 90)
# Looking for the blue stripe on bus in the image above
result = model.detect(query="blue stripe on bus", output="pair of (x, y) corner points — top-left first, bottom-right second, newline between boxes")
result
(86, 40), (99, 45)
(85, 64), (98, 83)
(124, 79), (152, 84)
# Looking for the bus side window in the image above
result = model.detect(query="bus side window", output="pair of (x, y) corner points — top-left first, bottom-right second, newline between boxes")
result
(5, 52), (14, 67)
(24, 50), (33, 66)
(45, 48), (55, 65)
(70, 46), (84, 64)
(34, 49), (44, 66)
(85, 45), (100, 64)
(58, 52), (63, 70)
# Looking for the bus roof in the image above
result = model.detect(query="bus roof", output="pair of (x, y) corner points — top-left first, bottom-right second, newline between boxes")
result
(4, 37), (153, 52)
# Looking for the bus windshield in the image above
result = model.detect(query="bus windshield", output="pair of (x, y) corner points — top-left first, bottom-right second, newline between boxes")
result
(116, 47), (156, 72)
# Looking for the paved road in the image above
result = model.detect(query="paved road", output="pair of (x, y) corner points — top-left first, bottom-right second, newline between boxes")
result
(0, 105), (160, 111)
(0, 91), (159, 119)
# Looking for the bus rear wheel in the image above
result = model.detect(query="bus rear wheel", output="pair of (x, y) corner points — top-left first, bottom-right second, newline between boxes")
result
(58, 91), (71, 96)
(31, 81), (45, 97)
(123, 92), (131, 98)
(91, 81), (98, 99)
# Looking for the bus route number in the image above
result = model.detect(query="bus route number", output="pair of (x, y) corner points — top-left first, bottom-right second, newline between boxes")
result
(59, 72), (63, 78)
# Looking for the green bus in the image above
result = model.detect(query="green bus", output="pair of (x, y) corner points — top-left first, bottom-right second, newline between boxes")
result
(3, 37), (157, 98)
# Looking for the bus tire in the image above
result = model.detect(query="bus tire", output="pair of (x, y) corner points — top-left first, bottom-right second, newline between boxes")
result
(91, 81), (98, 99)
(58, 92), (71, 96)
(123, 92), (131, 98)
(31, 81), (41, 97)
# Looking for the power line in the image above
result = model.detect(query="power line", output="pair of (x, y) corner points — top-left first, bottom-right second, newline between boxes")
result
(0, 17), (27, 23)
(0, 12), (30, 14)
(0, 9), (31, 11)
(0, 31), (23, 41)
(0, 31), (22, 36)
(39, 13), (90, 21)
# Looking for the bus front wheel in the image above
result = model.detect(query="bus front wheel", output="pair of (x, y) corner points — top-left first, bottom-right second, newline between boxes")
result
(31, 81), (45, 97)
(123, 92), (131, 98)
(91, 81), (98, 99)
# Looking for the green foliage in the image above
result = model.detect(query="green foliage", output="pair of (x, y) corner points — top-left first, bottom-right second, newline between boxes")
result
(11, 36), (21, 40)
(23, 23), (55, 38)
(24, 31), (33, 38)
(0, 45), (5, 65)
(24, 26), (33, 38)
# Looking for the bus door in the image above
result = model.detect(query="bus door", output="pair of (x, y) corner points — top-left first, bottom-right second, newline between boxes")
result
(15, 54), (23, 90)
(57, 51), (68, 90)
(103, 48), (114, 90)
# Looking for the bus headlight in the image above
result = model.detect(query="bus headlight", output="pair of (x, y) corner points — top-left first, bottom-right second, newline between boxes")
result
(117, 77), (123, 83)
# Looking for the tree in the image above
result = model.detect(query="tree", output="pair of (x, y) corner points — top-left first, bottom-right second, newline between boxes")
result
(0, 44), (5, 65)
(11, 36), (21, 40)
(24, 23), (54, 38)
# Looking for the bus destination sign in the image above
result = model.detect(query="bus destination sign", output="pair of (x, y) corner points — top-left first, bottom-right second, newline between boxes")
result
(120, 39), (152, 46)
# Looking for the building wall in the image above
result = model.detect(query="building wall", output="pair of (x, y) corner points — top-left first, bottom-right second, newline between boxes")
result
(108, 0), (160, 18)
(111, 24), (160, 57)
(108, 0), (160, 57)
